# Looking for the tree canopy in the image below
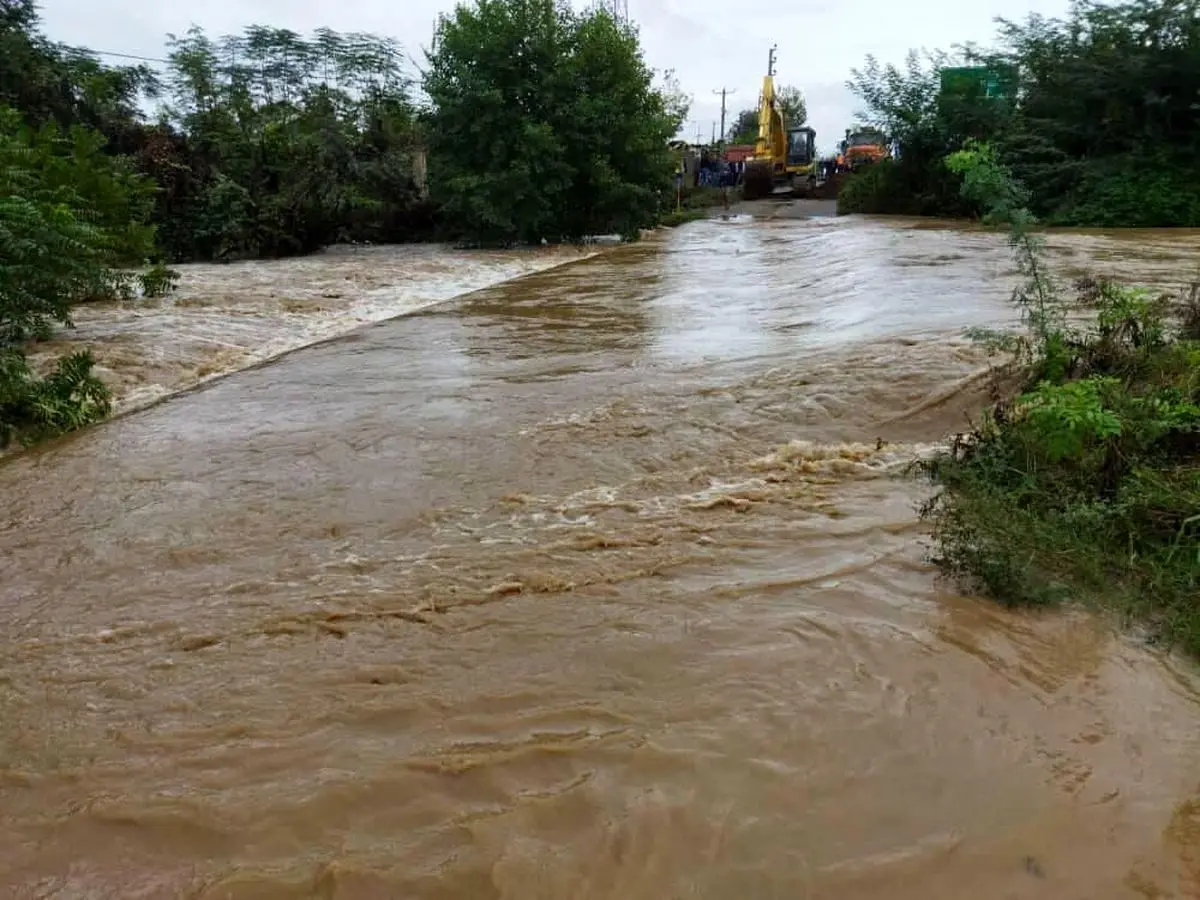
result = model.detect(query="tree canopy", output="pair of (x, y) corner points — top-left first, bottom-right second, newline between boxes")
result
(422, 0), (685, 245)
(840, 0), (1200, 225)
(150, 24), (428, 260)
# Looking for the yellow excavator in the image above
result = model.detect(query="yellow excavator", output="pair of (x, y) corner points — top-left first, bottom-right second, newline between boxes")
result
(743, 46), (817, 201)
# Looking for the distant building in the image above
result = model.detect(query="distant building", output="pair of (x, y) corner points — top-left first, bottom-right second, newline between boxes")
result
(723, 144), (755, 164)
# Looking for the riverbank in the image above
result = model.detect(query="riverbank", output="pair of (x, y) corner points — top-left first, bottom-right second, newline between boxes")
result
(917, 146), (1200, 661)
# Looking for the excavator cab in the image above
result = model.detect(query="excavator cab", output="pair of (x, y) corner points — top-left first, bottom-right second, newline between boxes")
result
(786, 127), (816, 166)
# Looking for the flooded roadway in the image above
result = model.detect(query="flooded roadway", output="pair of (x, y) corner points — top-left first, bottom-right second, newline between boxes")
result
(3, 215), (1200, 898)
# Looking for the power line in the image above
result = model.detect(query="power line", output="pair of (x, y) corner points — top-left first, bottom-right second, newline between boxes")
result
(85, 49), (169, 64)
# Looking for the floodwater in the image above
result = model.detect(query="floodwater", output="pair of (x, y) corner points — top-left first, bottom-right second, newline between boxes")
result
(30, 243), (593, 415)
(3, 214), (1200, 899)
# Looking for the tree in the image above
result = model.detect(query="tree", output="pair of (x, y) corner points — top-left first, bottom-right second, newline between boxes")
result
(777, 84), (806, 128)
(987, 0), (1200, 225)
(0, 0), (158, 140)
(423, 0), (682, 244)
(155, 23), (427, 260)
(841, 49), (981, 217)
(841, 0), (1200, 224)
(728, 107), (758, 144)
(657, 69), (691, 137)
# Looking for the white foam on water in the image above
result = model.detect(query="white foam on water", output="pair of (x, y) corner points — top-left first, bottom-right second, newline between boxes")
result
(45, 243), (597, 415)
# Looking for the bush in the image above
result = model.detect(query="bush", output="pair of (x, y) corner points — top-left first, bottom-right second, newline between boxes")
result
(1051, 159), (1200, 228)
(919, 141), (1200, 654)
(0, 348), (110, 448)
(838, 160), (911, 215)
(0, 104), (164, 446)
(837, 157), (971, 217)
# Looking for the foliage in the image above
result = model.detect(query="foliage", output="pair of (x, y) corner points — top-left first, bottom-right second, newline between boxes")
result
(844, 0), (1200, 226)
(150, 24), (429, 261)
(138, 262), (179, 298)
(728, 108), (759, 144)
(990, 0), (1200, 225)
(776, 85), (807, 130)
(837, 155), (971, 217)
(918, 142), (1200, 655)
(0, 0), (159, 140)
(0, 103), (157, 444)
(423, 0), (684, 245)
(0, 106), (161, 337)
(843, 48), (1004, 218)
(657, 208), (708, 228)
(0, 347), (110, 448)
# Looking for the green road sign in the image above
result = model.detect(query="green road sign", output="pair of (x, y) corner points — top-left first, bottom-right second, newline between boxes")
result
(940, 65), (1017, 100)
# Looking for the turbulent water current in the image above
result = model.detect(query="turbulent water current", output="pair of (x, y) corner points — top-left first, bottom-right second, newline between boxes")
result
(3, 212), (1200, 898)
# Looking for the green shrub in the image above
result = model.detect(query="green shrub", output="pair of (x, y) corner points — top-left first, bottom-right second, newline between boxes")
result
(1051, 160), (1200, 228)
(836, 156), (971, 217)
(0, 104), (164, 446)
(838, 160), (907, 215)
(919, 141), (1200, 654)
(0, 348), (110, 449)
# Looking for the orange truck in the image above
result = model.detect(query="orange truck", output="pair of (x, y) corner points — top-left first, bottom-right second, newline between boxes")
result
(838, 129), (887, 171)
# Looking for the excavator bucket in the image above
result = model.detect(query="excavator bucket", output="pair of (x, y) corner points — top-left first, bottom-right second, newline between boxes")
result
(742, 160), (774, 202)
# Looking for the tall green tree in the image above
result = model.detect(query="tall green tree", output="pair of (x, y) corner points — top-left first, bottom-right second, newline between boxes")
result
(990, 0), (1200, 225)
(777, 84), (807, 128)
(155, 24), (427, 260)
(0, 0), (157, 140)
(423, 0), (684, 244)
(841, 48), (1012, 216)
(0, 105), (168, 446)
(728, 107), (759, 144)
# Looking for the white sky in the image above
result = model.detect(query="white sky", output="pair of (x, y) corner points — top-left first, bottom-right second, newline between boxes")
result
(36, 0), (1072, 154)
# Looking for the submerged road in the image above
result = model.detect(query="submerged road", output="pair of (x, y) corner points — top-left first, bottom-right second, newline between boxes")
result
(3, 215), (1200, 898)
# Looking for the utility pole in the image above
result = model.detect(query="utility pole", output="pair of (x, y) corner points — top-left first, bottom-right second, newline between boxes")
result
(712, 87), (735, 144)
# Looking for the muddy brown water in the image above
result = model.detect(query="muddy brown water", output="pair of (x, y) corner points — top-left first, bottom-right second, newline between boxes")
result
(3, 215), (1200, 899)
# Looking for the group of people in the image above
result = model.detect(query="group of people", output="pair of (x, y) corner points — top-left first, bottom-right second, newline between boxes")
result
(693, 151), (744, 188)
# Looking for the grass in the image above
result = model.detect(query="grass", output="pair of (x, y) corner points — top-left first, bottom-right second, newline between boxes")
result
(918, 142), (1200, 655)
(656, 184), (740, 229)
(657, 208), (710, 228)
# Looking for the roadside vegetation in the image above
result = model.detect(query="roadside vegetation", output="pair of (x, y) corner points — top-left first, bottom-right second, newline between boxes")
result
(838, 0), (1200, 226)
(919, 141), (1200, 654)
(0, 0), (689, 448)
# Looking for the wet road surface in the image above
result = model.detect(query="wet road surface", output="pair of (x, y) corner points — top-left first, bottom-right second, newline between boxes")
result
(3, 215), (1200, 898)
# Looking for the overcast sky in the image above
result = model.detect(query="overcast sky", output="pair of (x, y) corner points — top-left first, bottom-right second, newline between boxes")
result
(37, 0), (1072, 154)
